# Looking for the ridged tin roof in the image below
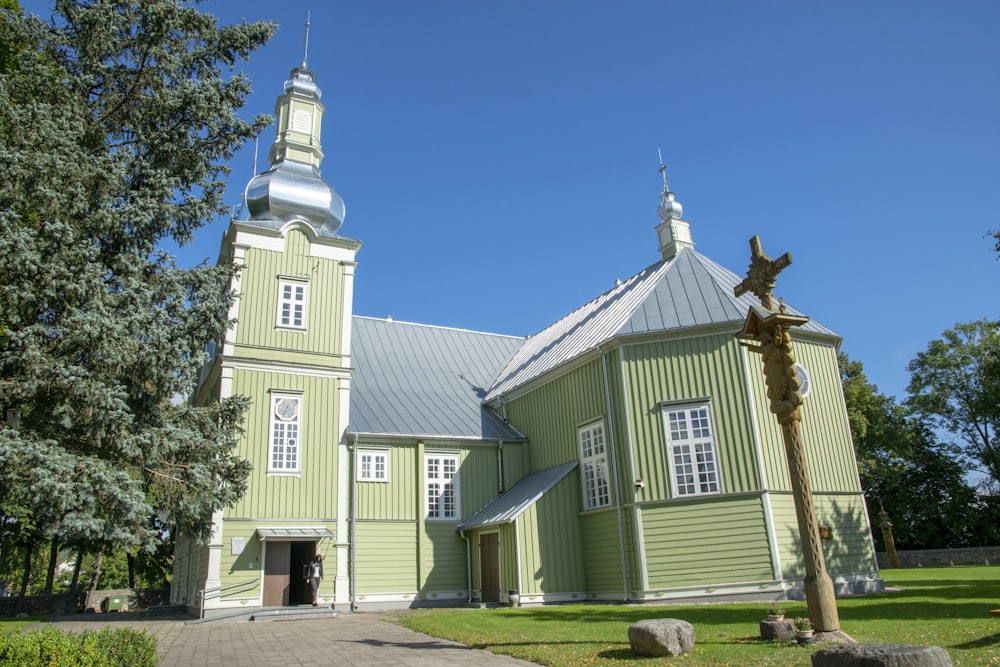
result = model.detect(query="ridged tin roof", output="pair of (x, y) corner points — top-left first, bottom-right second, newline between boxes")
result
(485, 247), (836, 401)
(349, 316), (525, 440)
(457, 461), (578, 530)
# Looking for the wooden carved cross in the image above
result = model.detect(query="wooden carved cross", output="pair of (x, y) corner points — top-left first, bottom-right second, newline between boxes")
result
(734, 235), (792, 311)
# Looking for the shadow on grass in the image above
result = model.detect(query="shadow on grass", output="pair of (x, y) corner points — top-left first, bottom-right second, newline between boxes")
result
(951, 633), (1000, 650)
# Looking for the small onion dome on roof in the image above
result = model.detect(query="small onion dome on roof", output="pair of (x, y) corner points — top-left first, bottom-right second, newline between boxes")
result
(658, 188), (683, 222)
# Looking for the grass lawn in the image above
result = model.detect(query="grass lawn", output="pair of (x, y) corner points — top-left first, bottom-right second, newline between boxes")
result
(396, 566), (1000, 666)
(0, 616), (48, 634)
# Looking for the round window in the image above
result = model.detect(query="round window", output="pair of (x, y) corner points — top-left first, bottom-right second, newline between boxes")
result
(794, 362), (811, 398)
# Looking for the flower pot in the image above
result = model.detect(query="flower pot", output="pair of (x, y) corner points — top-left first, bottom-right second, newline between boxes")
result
(795, 630), (814, 645)
(767, 614), (784, 621)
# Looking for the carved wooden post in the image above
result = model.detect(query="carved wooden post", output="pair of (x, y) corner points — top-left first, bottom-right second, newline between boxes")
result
(879, 508), (900, 569)
(735, 236), (843, 637)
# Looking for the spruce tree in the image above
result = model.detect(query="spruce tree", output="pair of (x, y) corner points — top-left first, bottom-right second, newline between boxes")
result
(0, 0), (274, 555)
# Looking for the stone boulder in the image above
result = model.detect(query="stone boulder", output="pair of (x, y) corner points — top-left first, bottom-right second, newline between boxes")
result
(628, 618), (695, 657)
(759, 618), (795, 641)
(812, 644), (952, 667)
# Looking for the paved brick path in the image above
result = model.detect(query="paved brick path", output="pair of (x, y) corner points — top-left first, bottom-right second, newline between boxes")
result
(40, 611), (536, 666)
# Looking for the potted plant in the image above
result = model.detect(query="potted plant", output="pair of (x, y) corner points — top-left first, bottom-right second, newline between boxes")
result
(766, 605), (785, 621)
(793, 617), (814, 644)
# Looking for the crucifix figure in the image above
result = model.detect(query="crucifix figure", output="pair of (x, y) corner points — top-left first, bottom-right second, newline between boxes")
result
(734, 235), (792, 312)
(735, 236), (851, 643)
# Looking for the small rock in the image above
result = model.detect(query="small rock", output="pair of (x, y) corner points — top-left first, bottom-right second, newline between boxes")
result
(760, 618), (794, 641)
(811, 643), (952, 667)
(628, 618), (695, 657)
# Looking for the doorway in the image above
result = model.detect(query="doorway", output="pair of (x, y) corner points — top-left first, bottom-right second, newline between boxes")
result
(262, 540), (318, 606)
(479, 532), (500, 603)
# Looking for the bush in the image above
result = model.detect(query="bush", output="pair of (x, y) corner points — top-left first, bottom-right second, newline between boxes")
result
(0, 626), (158, 666)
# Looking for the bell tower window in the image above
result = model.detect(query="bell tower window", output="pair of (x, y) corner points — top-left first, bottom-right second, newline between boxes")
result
(277, 279), (308, 330)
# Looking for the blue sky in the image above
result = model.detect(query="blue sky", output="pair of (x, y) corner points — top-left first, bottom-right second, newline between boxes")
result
(32, 1), (1000, 402)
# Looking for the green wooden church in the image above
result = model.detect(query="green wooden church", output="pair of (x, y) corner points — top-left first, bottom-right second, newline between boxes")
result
(170, 57), (883, 617)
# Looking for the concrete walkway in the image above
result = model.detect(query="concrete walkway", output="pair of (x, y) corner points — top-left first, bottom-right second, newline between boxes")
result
(41, 611), (537, 666)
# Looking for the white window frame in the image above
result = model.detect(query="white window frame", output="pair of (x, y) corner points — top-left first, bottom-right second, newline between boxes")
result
(578, 421), (610, 510)
(268, 394), (302, 473)
(425, 453), (459, 520)
(276, 278), (308, 330)
(663, 401), (723, 498)
(358, 449), (389, 482)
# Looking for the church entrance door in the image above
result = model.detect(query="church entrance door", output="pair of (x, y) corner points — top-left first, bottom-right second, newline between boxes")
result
(263, 540), (318, 606)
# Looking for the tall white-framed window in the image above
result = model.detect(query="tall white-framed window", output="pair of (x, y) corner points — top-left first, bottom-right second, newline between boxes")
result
(269, 394), (301, 473)
(425, 453), (459, 520)
(276, 279), (308, 330)
(578, 421), (610, 510)
(358, 449), (389, 482)
(663, 402), (722, 497)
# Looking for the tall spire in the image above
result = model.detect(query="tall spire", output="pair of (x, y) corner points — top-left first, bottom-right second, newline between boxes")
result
(242, 18), (346, 237)
(654, 149), (693, 261)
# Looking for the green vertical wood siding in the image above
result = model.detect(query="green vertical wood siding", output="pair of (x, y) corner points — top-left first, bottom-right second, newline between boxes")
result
(642, 495), (773, 589)
(226, 369), (341, 519)
(355, 521), (418, 593)
(516, 475), (585, 595)
(623, 334), (760, 498)
(499, 524), (518, 598)
(580, 509), (627, 595)
(749, 338), (862, 493)
(420, 522), (468, 595)
(355, 443), (417, 521)
(235, 230), (349, 358)
(503, 352), (632, 513)
(460, 446), (504, 519)
(500, 441), (530, 492)
(768, 493), (877, 580)
(503, 359), (608, 472)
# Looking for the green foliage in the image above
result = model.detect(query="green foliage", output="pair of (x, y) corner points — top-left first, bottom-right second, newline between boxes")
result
(0, 626), (157, 666)
(0, 1), (273, 557)
(397, 566), (1000, 666)
(907, 319), (1000, 490)
(839, 352), (999, 548)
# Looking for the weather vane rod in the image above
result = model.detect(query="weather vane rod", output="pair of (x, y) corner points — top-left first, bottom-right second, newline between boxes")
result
(302, 11), (311, 68)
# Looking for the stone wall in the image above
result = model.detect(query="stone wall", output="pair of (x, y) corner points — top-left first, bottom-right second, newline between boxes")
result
(0, 593), (83, 617)
(0, 587), (169, 617)
(84, 587), (171, 612)
(877, 546), (1000, 568)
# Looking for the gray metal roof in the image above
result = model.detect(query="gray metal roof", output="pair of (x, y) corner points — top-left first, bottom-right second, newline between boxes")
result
(457, 461), (578, 531)
(485, 247), (837, 401)
(349, 317), (526, 440)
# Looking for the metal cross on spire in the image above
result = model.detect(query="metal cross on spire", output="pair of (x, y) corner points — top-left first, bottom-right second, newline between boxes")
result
(301, 11), (311, 68)
(734, 235), (792, 311)
(657, 148), (669, 192)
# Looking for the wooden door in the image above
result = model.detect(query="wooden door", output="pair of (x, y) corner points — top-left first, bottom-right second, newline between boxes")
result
(479, 532), (500, 603)
(263, 541), (291, 606)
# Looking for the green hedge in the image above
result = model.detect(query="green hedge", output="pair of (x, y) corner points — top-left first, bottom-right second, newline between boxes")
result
(0, 626), (158, 666)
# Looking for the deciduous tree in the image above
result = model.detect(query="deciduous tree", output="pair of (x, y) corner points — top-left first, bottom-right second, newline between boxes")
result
(839, 352), (998, 548)
(907, 320), (1000, 490)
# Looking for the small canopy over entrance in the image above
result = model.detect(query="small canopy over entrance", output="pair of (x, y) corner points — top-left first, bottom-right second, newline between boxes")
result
(256, 527), (335, 541)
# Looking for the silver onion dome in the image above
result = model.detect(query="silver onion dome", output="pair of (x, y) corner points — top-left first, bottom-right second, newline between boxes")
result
(245, 161), (346, 236)
(658, 188), (683, 222)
